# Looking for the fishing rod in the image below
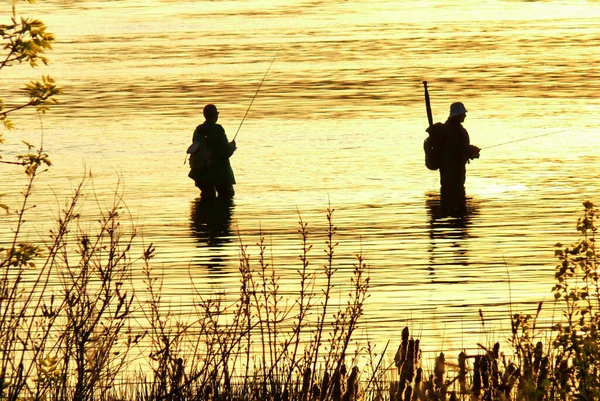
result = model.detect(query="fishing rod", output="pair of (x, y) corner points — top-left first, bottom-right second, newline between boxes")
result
(424, 81), (433, 126)
(232, 47), (280, 141)
(481, 128), (569, 150)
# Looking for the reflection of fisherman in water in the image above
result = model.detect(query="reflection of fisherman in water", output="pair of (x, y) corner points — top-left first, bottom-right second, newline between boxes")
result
(190, 197), (234, 249)
(190, 197), (233, 246)
(426, 192), (479, 275)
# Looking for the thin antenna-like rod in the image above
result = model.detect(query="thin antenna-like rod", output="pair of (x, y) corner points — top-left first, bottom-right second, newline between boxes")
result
(233, 48), (280, 141)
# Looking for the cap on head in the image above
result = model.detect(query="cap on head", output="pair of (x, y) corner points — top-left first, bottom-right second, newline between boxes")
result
(449, 102), (468, 117)
(203, 104), (219, 119)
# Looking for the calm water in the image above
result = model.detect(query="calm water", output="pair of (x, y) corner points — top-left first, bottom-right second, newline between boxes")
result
(3, 0), (600, 361)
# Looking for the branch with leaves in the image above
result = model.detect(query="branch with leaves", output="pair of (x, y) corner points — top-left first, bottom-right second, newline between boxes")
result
(0, 3), (62, 131)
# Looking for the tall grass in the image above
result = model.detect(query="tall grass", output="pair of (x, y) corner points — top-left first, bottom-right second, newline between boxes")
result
(2, 154), (600, 401)
(137, 205), (373, 401)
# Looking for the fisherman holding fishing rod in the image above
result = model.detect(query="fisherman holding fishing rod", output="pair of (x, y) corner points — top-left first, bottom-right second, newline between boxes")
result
(424, 82), (480, 215)
(440, 102), (480, 211)
(186, 48), (279, 200)
(423, 82), (570, 216)
(187, 104), (237, 200)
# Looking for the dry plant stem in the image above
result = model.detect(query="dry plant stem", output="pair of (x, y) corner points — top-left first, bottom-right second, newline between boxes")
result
(310, 206), (338, 391)
(58, 186), (137, 400)
(142, 260), (182, 400)
(286, 212), (314, 391)
(28, 178), (88, 398)
(251, 233), (287, 394)
(364, 340), (389, 398)
(323, 252), (370, 401)
(0, 149), (58, 400)
(267, 237), (284, 387)
(237, 242), (253, 389)
(246, 235), (269, 391)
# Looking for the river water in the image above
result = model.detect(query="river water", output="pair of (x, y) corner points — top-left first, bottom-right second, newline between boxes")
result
(2, 0), (600, 364)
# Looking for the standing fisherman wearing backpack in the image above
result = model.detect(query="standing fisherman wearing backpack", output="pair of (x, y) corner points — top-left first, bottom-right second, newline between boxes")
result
(439, 102), (480, 214)
(188, 104), (237, 200)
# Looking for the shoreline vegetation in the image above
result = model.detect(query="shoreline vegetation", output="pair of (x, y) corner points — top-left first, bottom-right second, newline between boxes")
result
(3, 3), (600, 400)
(1, 164), (600, 400)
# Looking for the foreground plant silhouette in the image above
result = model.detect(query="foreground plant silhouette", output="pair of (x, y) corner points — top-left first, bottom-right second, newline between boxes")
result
(550, 201), (600, 399)
(137, 207), (374, 401)
(2, 165), (600, 401)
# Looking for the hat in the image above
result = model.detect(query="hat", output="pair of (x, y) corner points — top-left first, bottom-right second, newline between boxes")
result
(449, 102), (467, 117)
(203, 104), (219, 119)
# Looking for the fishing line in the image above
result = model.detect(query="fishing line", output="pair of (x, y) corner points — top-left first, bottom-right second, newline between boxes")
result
(481, 128), (569, 150)
(232, 47), (280, 141)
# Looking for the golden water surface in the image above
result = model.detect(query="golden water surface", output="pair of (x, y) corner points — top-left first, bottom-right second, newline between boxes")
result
(2, 0), (600, 365)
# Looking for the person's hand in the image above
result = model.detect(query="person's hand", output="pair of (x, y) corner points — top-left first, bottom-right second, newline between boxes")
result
(470, 145), (480, 159)
(229, 140), (237, 154)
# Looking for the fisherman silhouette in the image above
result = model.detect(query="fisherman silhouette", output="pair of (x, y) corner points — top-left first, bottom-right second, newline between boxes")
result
(439, 102), (480, 215)
(188, 104), (237, 200)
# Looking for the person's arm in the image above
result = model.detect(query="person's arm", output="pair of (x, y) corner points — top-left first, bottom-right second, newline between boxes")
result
(463, 128), (480, 160)
(212, 125), (234, 158)
(216, 126), (237, 157)
(228, 140), (237, 157)
(460, 128), (471, 163)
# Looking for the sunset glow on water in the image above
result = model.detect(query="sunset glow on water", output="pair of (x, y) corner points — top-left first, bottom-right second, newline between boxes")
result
(2, 0), (600, 364)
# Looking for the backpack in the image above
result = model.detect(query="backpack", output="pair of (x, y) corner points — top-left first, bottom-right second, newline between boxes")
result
(187, 135), (212, 170)
(424, 122), (445, 170)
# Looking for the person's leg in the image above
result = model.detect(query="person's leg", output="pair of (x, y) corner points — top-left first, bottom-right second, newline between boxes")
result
(215, 184), (234, 199)
(196, 180), (216, 200)
(440, 166), (466, 216)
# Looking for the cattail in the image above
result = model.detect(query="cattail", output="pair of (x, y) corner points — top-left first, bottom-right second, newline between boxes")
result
(405, 339), (416, 382)
(400, 339), (415, 385)
(301, 367), (312, 401)
(491, 346), (500, 389)
(481, 355), (490, 389)
(396, 327), (410, 368)
(397, 378), (407, 400)
(458, 352), (467, 394)
(434, 352), (445, 390)
(203, 384), (213, 401)
(473, 356), (482, 396)
(557, 357), (568, 391)
(492, 342), (500, 359)
(412, 368), (422, 401)
(321, 371), (330, 401)
(503, 363), (519, 399)
(211, 370), (220, 400)
(223, 360), (231, 395)
(403, 385), (412, 401)
(533, 341), (543, 374)
(389, 381), (397, 401)
(173, 357), (184, 386)
(341, 367), (358, 401)
(413, 339), (421, 365)
(312, 383), (321, 400)
(333, 370), (342, 401)
(536, 356), (549, 393)
(390, 381), (398, 401)
(424, 374), (435, 399)
(401, 359), (415, 386)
